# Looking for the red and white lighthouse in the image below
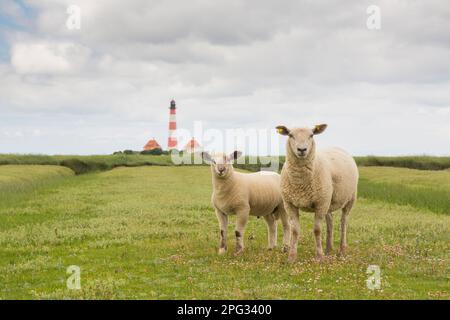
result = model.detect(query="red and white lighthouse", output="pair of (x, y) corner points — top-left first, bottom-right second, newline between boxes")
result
(167, 99), (178, 150)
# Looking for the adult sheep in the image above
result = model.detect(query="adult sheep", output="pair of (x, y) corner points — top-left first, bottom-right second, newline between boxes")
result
(202, 151), (291, 255)
(276, 124), (358, 262)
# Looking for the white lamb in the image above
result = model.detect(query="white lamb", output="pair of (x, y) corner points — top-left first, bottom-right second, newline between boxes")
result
(202, 151), (291, 255)
(276, 124), (359, 262)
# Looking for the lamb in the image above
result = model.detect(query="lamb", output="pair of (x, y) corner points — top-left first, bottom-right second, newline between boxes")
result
(202, 151), (291, 255)
(276, 124), (359, 262)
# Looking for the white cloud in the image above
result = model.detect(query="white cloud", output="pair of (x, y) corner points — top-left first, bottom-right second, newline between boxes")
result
(0, 0), (449, 155)
(11, 41), (91, 74)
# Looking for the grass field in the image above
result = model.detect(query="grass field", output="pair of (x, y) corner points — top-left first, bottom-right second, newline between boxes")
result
(358, 167), (450, 215)
(0, 154), (449, 175)
(0, 165), (74, 207)
(0, 165), (449, 299)
(355, 156), (450, 171)
(0, 154), (174, 174)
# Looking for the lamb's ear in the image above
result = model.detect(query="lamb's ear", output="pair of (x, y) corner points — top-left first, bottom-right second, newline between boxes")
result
(228, 151), (243, 161)
(276, 125), (290, 136)
(201, 152), (213, 164)
(313, 124), (327, 135)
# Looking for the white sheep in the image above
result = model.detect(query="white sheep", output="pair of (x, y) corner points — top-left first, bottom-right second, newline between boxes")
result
(276, 124), (358, 262)
(202, 151), (291, 255)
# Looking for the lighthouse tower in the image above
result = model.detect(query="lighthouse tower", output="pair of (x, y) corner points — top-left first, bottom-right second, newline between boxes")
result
(167, 99), (178, 150)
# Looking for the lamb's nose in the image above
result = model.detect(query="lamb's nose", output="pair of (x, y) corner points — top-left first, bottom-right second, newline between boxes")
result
(297, 148), (307, 153)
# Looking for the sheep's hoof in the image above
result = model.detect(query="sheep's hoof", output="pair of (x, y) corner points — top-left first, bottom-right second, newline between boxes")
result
(287, 252), (297, 263)
(282, 245), (290, 253)
(218, 248), (227, 255)
(325, 248), (333, 256)
(315, 253), (324, 262)
(338, 248), (347, 257)
(234, 246), (244, 256)
(267, 246), (276, 251)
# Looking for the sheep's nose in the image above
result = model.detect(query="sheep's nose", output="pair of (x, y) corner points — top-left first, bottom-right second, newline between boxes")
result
(297, 148), (307, 153)
(218, 168), (226, 173)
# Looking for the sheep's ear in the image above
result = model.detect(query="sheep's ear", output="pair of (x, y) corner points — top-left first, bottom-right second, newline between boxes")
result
(276, 126), (290, 136)
(313, 124), (327, 135)
(201, 152), (213, 164)
(228, 151), (243, 161)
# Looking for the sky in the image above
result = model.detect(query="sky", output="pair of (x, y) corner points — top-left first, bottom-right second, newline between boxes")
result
(0, 0), (449, 155)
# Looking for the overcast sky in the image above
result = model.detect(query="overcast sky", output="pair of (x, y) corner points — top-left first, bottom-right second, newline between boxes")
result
(0, 0), (449, 155)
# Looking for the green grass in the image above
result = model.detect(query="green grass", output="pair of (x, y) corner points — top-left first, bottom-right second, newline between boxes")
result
(0, 165), (74, 207)
(0, 154), (174, 175)
(358, 167), (450, 215)
(1, 154), (449, 174)
(354, 156), (450, 171)
(0, 165), (449, 299)
(254, 156), (450, 171)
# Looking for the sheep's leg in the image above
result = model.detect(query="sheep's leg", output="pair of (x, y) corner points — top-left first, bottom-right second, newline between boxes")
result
(284, 201), (300, 263)
(340, 196), (355, 256)
(313, 212), (325, 261)
(278, 207), (291, 253)
(234, 210), (249, 255)
(325, 211), (333, 255)
(215, 209), (228, 254)
(263, 214), (277, 250)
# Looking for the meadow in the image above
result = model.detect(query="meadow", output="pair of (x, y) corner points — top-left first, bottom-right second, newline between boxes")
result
(0, 154), (173, 175)
(358, 167), (450, 215)
(0, 165), (74, 207)
(0, 163), (448, 299)
(0, 154), (449, 175)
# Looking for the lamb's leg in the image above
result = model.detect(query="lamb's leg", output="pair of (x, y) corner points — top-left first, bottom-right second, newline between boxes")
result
(263, 214), (277, 250)
(278, 206), (291, 253)
(340, 196), (355, 256)
(313, 212), (325, 261)
(284, 201), (300, 263)
(325, 211), (333, 255)
(234, 210), (249, 255)
(215, 209), (228, 254)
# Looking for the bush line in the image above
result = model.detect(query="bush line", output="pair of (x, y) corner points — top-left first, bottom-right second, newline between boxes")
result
(0, 154), (449, 175)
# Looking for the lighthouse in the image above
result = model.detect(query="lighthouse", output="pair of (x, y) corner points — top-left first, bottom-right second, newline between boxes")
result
(167, 99), (178, 150)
